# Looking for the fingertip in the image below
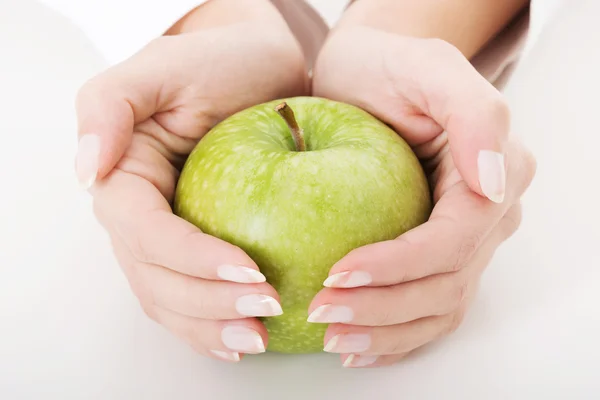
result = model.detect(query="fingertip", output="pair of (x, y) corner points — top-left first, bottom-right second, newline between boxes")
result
(221, 318), (270, 354)
(209, 349), (241, 363)
(477, 149), (506, 204)
(323, 272), (349, 287)
(342, 354), (379, 368)
(75, 133), (101, 190)
(217, 264), (267, 284)
(235, 293), (283, 318)
(323, 271), (372, 288)
(194, 234), (263, 281)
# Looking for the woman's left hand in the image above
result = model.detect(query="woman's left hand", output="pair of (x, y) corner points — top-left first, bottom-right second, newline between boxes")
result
(309, 26), (537, 368)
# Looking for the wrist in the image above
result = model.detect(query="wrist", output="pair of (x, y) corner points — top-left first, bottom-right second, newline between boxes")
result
(336, 0), (529, 59)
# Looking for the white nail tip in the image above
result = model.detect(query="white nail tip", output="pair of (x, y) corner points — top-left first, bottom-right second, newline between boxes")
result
(477, 150), (506, 204)
(75, 134), (100, 190)
(210, 350), (240, 362)
(217, 265), (266, 283)
(325, 334), (371, 353)
(235, 294), (283, 317)
(324, 335), (340, 352)
(343, 354), (378, 368)
(307, 304), (354, 323)
(323, 271), (372, 288)
(221, 326), (266, 354)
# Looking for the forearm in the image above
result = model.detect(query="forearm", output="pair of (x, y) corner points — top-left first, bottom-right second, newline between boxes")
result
(337, 0), (529, 59)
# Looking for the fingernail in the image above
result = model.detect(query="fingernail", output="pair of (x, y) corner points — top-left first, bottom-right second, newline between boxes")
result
(75, 134), (100, 189)
(221, 326), (265, 353)
(324, 334), (371, 353)
(217, 265), (266, 283)
(235, 294), (283, 317)
(343, 354), (378, 368)
(307, 304), (353, 323)
(323, 271), (372, 288)
(210, 349), (240, 362)
(477, 150), (506, 203)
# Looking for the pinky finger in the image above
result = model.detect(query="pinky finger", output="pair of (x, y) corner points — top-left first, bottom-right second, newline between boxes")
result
(149, 306), (269, 363)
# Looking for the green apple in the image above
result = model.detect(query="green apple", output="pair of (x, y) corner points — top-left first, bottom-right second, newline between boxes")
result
(174, 96), (432, 354)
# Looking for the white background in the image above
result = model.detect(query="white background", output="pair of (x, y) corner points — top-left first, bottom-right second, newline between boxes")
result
(1, 0), (599, 399)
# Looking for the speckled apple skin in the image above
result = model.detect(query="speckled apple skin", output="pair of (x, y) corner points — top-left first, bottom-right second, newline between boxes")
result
(174, 96), (432, 354)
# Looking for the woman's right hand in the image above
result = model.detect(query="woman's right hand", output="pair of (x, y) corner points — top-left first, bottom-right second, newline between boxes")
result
(74, 0), (309, 363)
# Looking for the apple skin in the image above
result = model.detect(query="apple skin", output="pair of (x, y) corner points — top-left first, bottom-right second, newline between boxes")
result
(174, 96), (432, 354)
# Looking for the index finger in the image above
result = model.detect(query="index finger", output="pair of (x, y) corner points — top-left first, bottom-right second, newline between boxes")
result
(324, 139), (536, 288)
(92, 169), (266, 284)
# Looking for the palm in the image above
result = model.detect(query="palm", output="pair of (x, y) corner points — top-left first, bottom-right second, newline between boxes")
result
(107, 27), (308, 205)
(313, 25), (535, 285)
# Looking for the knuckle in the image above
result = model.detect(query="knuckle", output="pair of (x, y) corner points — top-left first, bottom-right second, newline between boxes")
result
(500, 204), (523, 240)
(374, 307), (393, 327)
(393, 238), (413, 282)
(458, 92), (510, 134)
(128, 233), (154, 265)
(186, 320), (204, 344)
(451, 233), (483, 272)
(487, 94), (511, 123)
(182, 279), (216, 319)
(449, 275), (470, 311)
(131, 271), (157, 321)
(445, 307), (467, 335)
(129, 208), (167, 265)
(384, 337), (408, 355)
(184, 323), (211, 355)
(128, 235), (147, 262)
(139, 301), (157, 321)
(372, 289), (395, 326)
(128, 261), (155, 303)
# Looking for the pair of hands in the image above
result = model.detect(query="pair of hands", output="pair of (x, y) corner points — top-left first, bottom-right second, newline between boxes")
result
(75, 0), (536, 368)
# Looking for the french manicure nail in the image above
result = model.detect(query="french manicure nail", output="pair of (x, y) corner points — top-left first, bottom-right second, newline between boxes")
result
(235, 294), (283, 317)
(477, 150), (506, 203)
(210, 349), (240, 362)
(217, 265), (266, 283)
(323, 271), (372, 288)
(324, 334), (371, 353)
(221, 326), (265, 353)
(307, 304), (353, 323)
(75, 134), (100, 189)
(343, 354), (378, 368)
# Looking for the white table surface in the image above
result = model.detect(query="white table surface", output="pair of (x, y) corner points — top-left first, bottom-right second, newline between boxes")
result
(1, 0), (599, 399)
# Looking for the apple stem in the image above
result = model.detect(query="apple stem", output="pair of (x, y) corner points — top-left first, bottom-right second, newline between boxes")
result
(275, 102), (306, 152)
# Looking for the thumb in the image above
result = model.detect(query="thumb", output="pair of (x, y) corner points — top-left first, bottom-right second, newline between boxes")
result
(415, 40), (510, 204)
(74, 56), (162, 189)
